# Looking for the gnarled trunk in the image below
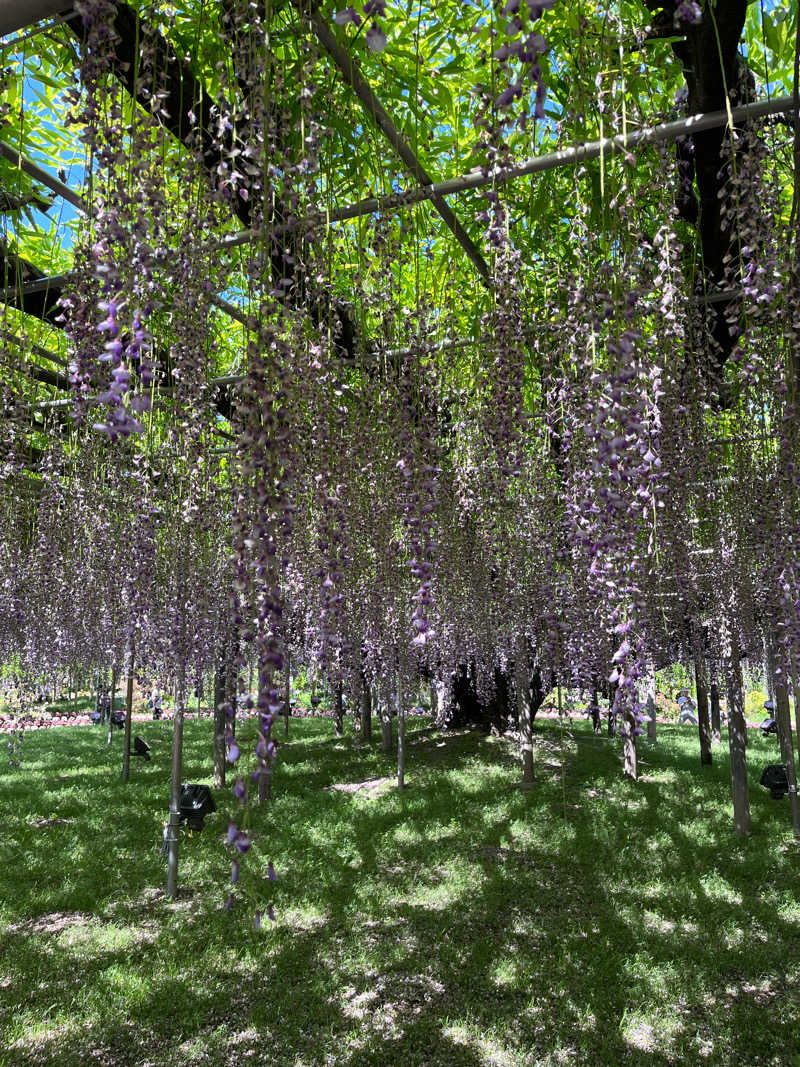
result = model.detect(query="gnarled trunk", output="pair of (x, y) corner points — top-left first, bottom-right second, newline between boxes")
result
(622, 707), (637, 781)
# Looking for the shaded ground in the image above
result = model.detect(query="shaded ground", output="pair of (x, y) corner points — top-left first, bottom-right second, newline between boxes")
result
(0, 714), (798, 1066)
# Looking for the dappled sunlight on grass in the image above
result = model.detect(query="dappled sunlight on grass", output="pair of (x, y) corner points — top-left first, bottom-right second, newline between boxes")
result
(0, 715), (799, 1065)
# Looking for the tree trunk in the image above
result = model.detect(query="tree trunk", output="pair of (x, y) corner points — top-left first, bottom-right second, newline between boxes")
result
(212, 659), (229, 790)
(692, 630), (713, 765)
(622, 705), (637, 781)
(710, 680), (722, 743)
(396, 680), (405, 790)
(774, 678), (800, 839)
(107, 667), (118, 745)
(360, 679), (372, 742)
(765, 638), (777, 706)
(644, 667), (657, 741)
(435, 679), (450, 722)
(590, 686), (601, 734)
(790, 661), (800, 833)
(333, 680), (344, 737)
(258, 759), (272, 802)
(257, 662), (273, 804)
(379, 685), (393, 751)
(725, 639), (751, 837)
(166, 670), (186, 899)
(283, 653), (291, 739)
(122, 638), (135, 784)
(515, 635), (534, 783)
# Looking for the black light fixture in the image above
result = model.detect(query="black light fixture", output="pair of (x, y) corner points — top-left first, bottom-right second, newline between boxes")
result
(760, 764), (789, 800)
(760, 700), (778, 738)
(132, 736), (151, 761)
(179, 784), (216, 830)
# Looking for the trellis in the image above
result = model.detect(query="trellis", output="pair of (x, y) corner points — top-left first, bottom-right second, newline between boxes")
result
(2, 0), (800, 894)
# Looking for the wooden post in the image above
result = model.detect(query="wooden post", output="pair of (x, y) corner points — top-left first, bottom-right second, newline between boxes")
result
(725, 636), (751, 837)
(166, 670), (185, 899)
(122, 638), (135, 784)
(692, 628), (713, 765)
(710, 679), (722, 743)
(515, 634), (534, 784)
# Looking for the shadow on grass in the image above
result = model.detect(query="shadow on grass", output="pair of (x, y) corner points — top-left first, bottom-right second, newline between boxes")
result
(0, 717), (798, 1066)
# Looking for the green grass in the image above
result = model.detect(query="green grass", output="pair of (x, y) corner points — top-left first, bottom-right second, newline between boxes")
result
(0, 715), (798, 1066)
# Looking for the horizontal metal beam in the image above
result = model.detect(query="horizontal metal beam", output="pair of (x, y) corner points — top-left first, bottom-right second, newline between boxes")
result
(0, 0), (72, 37)
(1, 273), (69, 298)
(0, 136), (251, 326)
(3, 269), (248, 327)
(1, 353), (70, 391)
(0, 326), (68, 366)
(210, 92), (799, 252)
(0, 139), (84, 211)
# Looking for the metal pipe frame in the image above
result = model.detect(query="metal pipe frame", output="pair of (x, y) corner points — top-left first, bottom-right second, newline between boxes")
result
(301, 3), (491, 286)
(0, 0), (72, 37)
(0, 138), (84, 211)
(212, 92), (798, 250)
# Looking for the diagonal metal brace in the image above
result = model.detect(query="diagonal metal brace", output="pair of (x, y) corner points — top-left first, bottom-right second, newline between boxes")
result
(301, 3), (491, 287)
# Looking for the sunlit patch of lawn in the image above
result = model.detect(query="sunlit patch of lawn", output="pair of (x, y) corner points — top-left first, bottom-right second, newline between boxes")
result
(0, 714), (798, 1065)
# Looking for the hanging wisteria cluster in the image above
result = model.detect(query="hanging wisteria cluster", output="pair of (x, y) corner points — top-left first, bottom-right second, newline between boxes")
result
(1, 0), (799, 895)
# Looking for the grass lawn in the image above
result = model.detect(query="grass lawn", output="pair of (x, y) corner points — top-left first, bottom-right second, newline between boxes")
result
(0, 714), (798, 1066)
